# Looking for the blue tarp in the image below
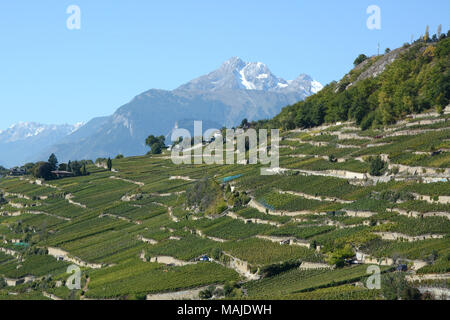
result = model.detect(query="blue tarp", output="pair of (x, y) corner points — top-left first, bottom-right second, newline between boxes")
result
(13, 242), (29, 247)
(222, 174), (243, 183)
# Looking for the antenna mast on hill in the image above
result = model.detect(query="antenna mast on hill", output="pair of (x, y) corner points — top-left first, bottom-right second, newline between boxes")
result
(377, 42), (380, 56)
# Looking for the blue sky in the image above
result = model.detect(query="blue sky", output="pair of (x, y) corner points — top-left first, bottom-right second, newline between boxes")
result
(0, 0), (449, 129)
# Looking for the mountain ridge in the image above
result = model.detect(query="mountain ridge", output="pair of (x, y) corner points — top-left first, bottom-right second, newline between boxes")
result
(11, 57), (321, 165)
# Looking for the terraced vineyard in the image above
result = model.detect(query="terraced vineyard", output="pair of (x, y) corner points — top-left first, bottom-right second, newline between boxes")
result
(1, 109), (450, 300)
(1, 103), (449, 301)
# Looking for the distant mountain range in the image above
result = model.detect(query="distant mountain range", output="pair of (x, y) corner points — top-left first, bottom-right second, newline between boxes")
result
(0, 57), (322, 167)
(0, 122), (83, 168)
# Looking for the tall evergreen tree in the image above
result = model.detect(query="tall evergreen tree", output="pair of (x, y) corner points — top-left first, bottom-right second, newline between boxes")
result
(424, 25), (430, 42)
(107, 158), (112, 171)
(48, 154), (58, 171)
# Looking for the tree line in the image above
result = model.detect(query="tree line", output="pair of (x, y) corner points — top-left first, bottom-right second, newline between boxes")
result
(271, 28), (450, 131)
(32, 154), (90, 180)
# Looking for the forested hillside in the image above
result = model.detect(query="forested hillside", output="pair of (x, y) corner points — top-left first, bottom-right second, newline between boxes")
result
(273, 34), (450, 131)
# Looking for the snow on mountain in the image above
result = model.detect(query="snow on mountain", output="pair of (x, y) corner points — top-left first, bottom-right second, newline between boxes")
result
(0, 122), (82, 144)
(177, 57), (322, 95)
(311, 80), (324, 94)
(3, 57), (321, 166)
(0, 122), (85, 167)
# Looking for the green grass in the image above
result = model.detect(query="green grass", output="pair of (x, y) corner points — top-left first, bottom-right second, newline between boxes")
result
(85, 259), (239, 299)
(220, 238), (324, 266)
(244, 265), (390, 298)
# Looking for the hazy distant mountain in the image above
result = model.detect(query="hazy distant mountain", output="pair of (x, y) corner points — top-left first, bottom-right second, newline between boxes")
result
(4, 57), (322, 165)
(0, 122), (83, 167)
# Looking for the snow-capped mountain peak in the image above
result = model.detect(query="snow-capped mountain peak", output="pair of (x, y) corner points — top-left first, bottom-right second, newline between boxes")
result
(238, 61), (285, 91)
(0, 122), (83, 144)
(311, 80), (324, 94)
(176, 57), (322, 95)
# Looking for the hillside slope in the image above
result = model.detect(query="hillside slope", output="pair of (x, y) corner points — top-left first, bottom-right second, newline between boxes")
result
(1, 111), (449, 300)
(274, 37), (450, 131)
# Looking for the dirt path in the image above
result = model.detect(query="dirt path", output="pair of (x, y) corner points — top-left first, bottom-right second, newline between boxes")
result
(65, 193), (87, 208)
(109, 175), (145, 187)
(277, 189), (352, 204)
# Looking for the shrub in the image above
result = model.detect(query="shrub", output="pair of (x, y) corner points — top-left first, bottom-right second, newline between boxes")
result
(381, 272), (421, 300)
(369, 156), (386, 176)
(199, 285), (216, 299)
(354, 54), (368, 66)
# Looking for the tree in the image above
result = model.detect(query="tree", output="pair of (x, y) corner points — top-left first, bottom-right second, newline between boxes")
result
(424, 25), (430, 42)
(353, 54), (368, 66)
(327, 245), (354, 268)
(0, 166), (8, 177)
(381, 272), (421, 300)
(150, 143), (162, 154)
(81, 164), (87, 176)
(0, 193), (7, 205)
(48, 154), (58, 171)
(199, 285), (215, 299)
(33, 162), (53, 180)
(145, 135), (165, 147)
(385, 48), (391, 54)
(223, 281), (240, 298)
(240, 118), (249, 128)
(369, 156), (386, 176)
(115, 154), (124, 159)
(145, 135), (166, 155)
(58, 163), (68, 171)
(70, 161), (82, 176)
(211, 247), (222, 260)
(22, 163), (35, 174)
(107, 158), (112, 171)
